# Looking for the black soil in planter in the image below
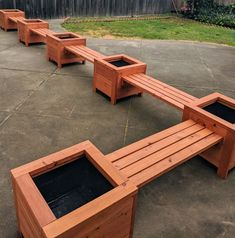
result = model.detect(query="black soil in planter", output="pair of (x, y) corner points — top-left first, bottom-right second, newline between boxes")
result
(109, 60), (131, 67)
(33, 157), (114, 218)
(203, 102), (235, 124)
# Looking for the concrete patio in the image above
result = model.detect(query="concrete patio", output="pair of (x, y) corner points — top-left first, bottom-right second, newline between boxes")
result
(0, 20), (235, 238)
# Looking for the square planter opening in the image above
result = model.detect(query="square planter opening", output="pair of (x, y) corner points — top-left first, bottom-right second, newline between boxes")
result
(23, 19), (44, 23)
(47, 32), (86, 68)
(56, 33), (78, 40)
(3, 10), (20, 12)
(203, 101), (235, 124)
(94, 54), (147, 104)
(33, 156), (113, 219)
(11, 141), (137, 238)
(183, 93), (235, 177)
(107, 56), (137, 68)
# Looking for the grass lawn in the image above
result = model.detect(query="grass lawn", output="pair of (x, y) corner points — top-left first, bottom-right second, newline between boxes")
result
(63, 17), (235, 46)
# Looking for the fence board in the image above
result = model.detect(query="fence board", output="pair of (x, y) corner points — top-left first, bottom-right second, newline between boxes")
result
(0, 0), (176, 19)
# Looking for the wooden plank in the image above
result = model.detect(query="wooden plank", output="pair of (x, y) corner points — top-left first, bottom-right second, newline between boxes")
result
(107, 120), (196, 162)
(31, 28), (54, 37)
(42, 183), (137, 238)
(114, 123), (205, 170)
(129, 74), (194, 103)
(141, 74), (197, 101)
(11, 140), (92, 178)
(124, 75), (185, 110)
(8, 16), (25, 23)
(15, 174), (56, 227)
(121, 128), (215, 177)
(130, 133), (222, 187)
(65, 45), (105, 63)
(126, 74), (191, 106)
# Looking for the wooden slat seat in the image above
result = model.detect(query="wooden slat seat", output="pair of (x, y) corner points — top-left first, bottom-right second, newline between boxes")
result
(123, 73), (198, 110)
(65, 45), (105, 63)
(8, 16), (25, 23)
(30, 28), (55, 38)
(107, 120), (222, 188)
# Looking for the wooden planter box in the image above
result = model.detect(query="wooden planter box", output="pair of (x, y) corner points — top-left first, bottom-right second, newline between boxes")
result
(93, 54), (147, 104)
(11, 141), (137, 238)
(0, 9), (25, 31)
(17, 19), (49, 46)
(183, 93), (235, 178)
(46, 32), (86, 68)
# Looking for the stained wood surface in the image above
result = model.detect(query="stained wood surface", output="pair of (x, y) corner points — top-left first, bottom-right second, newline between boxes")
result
(108, 120), (222, 188)
(8, 16), (25, 23)
(123, 73), (197, 110)
(30, 28), (54, 38)
(65, 45), (105, 63)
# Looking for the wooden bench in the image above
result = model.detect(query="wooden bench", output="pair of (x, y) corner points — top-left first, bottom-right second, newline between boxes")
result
(8, 16), (25, 24)
(30, 28), (55, 39)
(107, 120), (222, 188)
(65, 45), (105, 63)
(123, 73), (197, 110)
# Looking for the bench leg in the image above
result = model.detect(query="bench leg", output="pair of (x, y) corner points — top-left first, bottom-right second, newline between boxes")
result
(111, 97), (117, 105)
(217, 135), (234, 179)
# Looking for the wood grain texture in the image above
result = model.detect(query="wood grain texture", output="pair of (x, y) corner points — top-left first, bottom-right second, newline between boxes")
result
(108, 120), (223, 187)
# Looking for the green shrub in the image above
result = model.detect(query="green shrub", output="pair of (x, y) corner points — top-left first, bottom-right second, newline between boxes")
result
(182, 0), (235, 28)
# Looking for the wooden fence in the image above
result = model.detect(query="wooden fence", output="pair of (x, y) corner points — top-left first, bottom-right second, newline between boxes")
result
(0, 0), (176, 19)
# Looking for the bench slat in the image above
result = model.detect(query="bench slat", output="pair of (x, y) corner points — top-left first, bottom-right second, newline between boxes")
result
(123, 73), (198, 110)
(140, 73), (197, 101)
(8, 16), (25, 23)
(107, 120), (196, 163)
(128, 74), (193, 104)
(31, 28), (54, 38)
(121, 128), (214, 177)
(114, 123), (204, 170)
(65, 45), (105, 63)
(130, 133), (222, 187)
(124, 75), (185, 110)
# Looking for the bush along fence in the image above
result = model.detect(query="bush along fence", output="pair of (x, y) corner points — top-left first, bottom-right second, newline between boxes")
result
(182, 0), (235, 28)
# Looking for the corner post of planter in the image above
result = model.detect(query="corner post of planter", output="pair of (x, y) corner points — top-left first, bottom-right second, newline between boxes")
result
(182, 93), (235, 178)
(217, 132), (234, 178)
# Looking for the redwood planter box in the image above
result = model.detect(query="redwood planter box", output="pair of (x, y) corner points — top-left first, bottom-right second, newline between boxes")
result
(17, 19), (49, 46)
(93, 55), (146, 104)
(11, 141), (137, 238)
(0, 9), (25, 31)
(183, 93), (235, 178)
(46, 32), (86, 68)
